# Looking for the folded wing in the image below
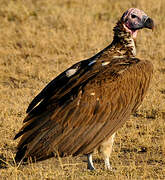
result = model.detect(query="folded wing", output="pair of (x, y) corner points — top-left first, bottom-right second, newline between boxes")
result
(14, 57), (153, 162)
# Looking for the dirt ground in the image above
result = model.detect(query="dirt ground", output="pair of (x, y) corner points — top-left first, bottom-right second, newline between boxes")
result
(0, 0), (165, 179)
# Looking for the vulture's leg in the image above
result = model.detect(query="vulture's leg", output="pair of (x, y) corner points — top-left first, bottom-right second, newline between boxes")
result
(87, 153), (95, 170)
(98, 133), (116, 170)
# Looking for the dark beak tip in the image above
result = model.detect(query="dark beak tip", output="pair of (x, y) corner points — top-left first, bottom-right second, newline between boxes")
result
(144, 17), (154, 30)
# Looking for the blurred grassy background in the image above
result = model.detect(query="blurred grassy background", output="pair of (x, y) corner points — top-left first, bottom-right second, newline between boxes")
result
(0, 0), (165, 179)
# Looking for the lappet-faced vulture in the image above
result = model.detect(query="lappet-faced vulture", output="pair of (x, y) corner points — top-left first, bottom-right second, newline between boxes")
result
(14, 8), (154, 170)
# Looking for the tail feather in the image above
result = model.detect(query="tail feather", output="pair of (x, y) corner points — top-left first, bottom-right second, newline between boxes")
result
(14, 120), (63, 163)
(15, 146), (27, 163)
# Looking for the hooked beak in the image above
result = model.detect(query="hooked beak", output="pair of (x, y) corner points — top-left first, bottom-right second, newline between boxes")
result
(130, 16), (154, 31)
(143, 17), (154, 30)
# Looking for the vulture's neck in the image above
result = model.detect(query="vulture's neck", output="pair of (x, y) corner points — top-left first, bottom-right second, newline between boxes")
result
(105, 20), (136, 57)
(90, 20), (136, 61)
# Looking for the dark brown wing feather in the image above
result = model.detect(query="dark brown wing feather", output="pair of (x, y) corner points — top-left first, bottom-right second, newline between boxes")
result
(26, 59), (91, 114)
(26, 49), (105, 115)
(14, 57), (153, 162)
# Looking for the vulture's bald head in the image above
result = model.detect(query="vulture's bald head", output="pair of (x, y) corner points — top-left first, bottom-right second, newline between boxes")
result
(121, 8), (154, 38)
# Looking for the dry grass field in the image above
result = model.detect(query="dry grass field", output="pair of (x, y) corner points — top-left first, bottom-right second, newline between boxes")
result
(0, 0), (165, 179)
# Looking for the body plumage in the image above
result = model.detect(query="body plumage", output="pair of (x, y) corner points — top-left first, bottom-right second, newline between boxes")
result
(14, 8), (154, 170)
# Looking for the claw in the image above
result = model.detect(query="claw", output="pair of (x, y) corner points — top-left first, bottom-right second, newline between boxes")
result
(87, 153), (95, 170)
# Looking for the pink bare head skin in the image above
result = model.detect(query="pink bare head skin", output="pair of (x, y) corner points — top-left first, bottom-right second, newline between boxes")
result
(121, 8), (154, 39)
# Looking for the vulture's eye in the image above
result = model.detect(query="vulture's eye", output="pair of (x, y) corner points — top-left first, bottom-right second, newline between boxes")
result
(131, 14), (137, 19)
